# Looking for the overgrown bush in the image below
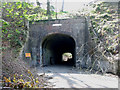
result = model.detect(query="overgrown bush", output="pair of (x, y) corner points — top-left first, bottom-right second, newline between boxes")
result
(90, 2), (119, 55)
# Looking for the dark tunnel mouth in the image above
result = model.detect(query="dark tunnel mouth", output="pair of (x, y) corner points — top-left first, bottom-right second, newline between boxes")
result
(42, 34), (76, 66)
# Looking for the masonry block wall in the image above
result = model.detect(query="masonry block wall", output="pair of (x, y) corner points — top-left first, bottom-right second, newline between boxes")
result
(23, 17), (91, 68)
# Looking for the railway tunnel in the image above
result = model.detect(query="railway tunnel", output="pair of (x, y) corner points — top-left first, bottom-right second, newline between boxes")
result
(42, 34), (76, 66)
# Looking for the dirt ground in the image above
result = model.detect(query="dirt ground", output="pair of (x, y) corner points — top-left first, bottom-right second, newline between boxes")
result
(37, 65), (118, 88)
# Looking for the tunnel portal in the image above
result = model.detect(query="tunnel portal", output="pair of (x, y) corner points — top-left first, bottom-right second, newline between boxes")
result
(42, 34), (76, 66)
(24, 18), (89, 68)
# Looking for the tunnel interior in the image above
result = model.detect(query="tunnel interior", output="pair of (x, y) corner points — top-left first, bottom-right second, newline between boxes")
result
(42, 34), (76, 66)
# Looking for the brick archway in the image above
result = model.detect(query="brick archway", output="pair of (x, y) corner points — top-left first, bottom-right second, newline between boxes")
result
(23, 18), (90, 68)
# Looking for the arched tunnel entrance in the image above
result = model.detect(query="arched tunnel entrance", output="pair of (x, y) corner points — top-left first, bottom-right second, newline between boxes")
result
(42, 34), (76, 66)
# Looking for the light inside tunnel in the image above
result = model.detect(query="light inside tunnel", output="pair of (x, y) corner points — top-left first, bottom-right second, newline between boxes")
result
(42, 34), (76, 66)
(62, 52), (72, 62)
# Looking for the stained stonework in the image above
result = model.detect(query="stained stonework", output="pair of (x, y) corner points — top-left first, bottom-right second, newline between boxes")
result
(23, 17), (91, 68)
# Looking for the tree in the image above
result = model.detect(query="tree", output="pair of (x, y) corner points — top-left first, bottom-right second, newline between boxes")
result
(61, 0), (64, 12)
(36, 0), (41, 6)
(47, 0), (51, 16)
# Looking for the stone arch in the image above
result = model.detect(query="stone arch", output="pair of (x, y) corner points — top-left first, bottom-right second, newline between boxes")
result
(41, 33), (76, 66)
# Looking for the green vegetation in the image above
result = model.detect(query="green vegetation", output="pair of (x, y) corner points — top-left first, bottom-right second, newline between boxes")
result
(63, 53), (72, 58)
(89, 2), (119, 56)
(1, 2), (45, 49)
